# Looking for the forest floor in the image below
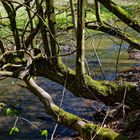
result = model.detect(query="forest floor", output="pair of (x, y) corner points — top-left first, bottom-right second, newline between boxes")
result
(97, 67), (140, 140)
(115, 67), (140, 139)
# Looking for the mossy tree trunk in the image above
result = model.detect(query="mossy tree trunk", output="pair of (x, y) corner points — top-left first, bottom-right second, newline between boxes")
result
(97, 0), (140, 33)
(76, 0), (87, 87)
(86, 22), (140, 49)
(31, 57), (140, 109)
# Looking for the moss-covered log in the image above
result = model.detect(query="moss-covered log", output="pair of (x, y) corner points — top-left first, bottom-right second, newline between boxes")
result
(31, 57), (140, 109)
(97, 0), (140, 33)
(2, 56), (139, 110)
(24, 77), (127, 140)
(64, 22), (140, 50)
(86, 22), (140, 50)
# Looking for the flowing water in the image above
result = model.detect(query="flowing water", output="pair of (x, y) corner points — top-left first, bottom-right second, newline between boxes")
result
(0, 37), (140, 140)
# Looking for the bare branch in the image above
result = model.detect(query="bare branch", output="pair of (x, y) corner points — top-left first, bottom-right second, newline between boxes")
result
(23, 77), (127, 140)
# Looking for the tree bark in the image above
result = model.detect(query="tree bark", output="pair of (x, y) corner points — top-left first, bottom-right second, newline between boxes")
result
(76, 0), (87, 86)
(25, 0), (36, 50)
(94, 0), (102, 24)
(36, 0), (51, 56)
(70, 0), (77, 35)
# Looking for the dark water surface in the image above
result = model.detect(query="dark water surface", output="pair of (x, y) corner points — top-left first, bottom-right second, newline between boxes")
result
(0, 38), (140, 140)
(0, 78), (103, 140)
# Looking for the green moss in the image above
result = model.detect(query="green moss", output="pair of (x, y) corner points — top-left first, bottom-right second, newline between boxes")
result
(112, 4), (129, 18)
(56, 12), (72, 28)
(84, 76), (110, 96)
(52, 105), (80, 126)
(12, 56), (22, 63)
(52, 106), (127, 139)
(83, 123), (97, 135)
(83, 123), (127, 140)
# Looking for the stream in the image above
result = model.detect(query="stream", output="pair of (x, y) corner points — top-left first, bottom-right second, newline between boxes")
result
(0, 37), (140, 140)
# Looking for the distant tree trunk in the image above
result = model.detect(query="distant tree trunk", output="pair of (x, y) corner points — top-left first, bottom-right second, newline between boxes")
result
(46, 0), (61, 65)
(94, 0), (102, 24)
(25, 0), (37, 52)
(70, 0), (77, 34)
(2, 1), (21, 50)
(36, 0), (50, 56)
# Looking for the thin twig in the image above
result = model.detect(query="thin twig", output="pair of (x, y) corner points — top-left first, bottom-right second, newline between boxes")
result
(51, 59), (68, 140)
(115, 26), (129, 77)
(91, 107), (109, 140)
(86, 29), (105, 79)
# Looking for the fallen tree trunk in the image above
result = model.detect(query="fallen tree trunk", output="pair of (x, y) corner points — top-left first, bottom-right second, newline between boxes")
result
(30, 57), (140, 109)
(97, 0), (140, 33)
(24, 76), (127, 140)
(0, 51), (140, 109)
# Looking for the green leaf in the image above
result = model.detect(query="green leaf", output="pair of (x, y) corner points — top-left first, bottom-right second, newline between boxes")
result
(9, 127), (19, 135)
(5, 108), (13, 115)
(0, 103), (6, 110)
(0, 102), (6, 107)
(41, 130), (48, 137)
(4, 108), (19, 115)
